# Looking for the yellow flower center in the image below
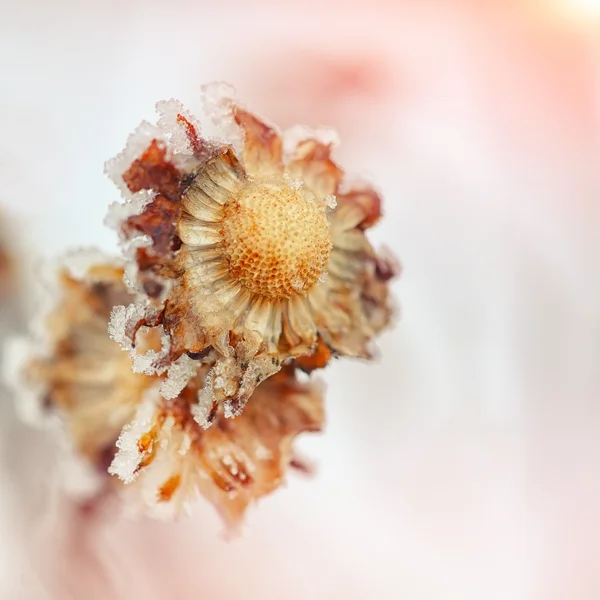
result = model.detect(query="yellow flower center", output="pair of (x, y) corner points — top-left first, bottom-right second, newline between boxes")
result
(221, 183), (332, 299)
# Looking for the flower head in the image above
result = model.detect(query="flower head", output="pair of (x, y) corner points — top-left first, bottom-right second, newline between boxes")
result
(20, 258), (155, 472)
(106, 86), (397, 425)
(13, 254), (325, 524)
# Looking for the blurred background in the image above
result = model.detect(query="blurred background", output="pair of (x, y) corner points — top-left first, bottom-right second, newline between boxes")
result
(1, 0), (600, 598)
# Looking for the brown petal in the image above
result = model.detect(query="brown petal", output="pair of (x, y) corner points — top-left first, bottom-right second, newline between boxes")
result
(126, 194), (181, 257)
(122, 139), (186, 201)
(163, 280), (210, 357)
(193, 367), (324, 527)
(336, 187), (383, 230)
(295, 337), (333, 373)
(360, 251), (400, 334)
(286, 139), (343, 198)
(233, 107), (283, 177)
(175, 113), (203, 155)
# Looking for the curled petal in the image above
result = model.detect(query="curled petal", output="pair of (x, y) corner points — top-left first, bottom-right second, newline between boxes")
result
(224, 356), (282, 419)
(295, 337), (334, 373)
(127, 194), (181, 256)
(122, 139), (186, 201)
(286, 139), (343, 198)
(334, 187), (383, 231)
(336, 187), (382, 230)
(361, 251), (400, 334)
(234, 107), (283, 177)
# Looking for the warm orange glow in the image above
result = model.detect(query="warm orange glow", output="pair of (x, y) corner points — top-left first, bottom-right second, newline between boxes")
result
(547, 0), (600, 23)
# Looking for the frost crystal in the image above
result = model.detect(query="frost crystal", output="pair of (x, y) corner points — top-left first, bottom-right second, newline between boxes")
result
(104, 121), (170, 198)
(191, 386), (215, 430)
(156, 99), (202, 156)
(201, 81), (244, 155)
(292, 277), (306, 292)
(131, 331), (170, 376)
(104, 190), (154, 235)
(108, 304), (139, 350)
(108, 389), (159, 484)
(323, 194), (337, 209)
(201, 81), (236, 125)
(61, 247), (120, 281)
(159, 354), (199, 400)
(121, 234), (152, 293)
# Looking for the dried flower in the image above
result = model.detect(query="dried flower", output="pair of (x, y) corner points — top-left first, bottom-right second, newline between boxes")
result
(106, 86), (397, 425)
(8, 85), (396, 526)
(109, 365), (324, 526)
(13, 254), (325, 523)
(21, 258), (154, 472)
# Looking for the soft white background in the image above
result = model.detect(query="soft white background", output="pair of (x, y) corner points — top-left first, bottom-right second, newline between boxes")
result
(1, 1), (600, 598)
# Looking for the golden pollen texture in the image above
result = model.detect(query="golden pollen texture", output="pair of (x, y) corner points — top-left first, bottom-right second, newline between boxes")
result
(221, 183), (332, 298)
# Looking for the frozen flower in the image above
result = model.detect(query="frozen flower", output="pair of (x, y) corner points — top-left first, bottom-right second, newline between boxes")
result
(11, 254), (325, 524)
(109, 364), (324, 527)
(106, 86), (397, 422)
(20, 258), (158, 472)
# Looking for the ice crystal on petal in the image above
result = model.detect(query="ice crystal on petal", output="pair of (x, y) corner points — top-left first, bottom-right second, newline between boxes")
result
(111, 367), (325, 526)
(108, 304), (143, 351)
(104, 121), (170, 198)
(323, 194), (337, 209)
(159, 354), (199, 400)
(156, 99), (203, 156)
(104, 190), (154, 235)
(61, 247), (120, 281)
(191, 386), (216, 430)
(108, 389), (160, 484)
(201, 81), (244, 154)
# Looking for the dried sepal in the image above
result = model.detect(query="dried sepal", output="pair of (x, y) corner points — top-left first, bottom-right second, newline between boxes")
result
(106, 85), (397, 422)
(110, 365), (324, 527)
